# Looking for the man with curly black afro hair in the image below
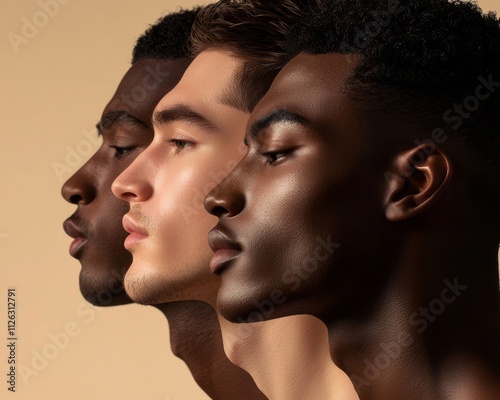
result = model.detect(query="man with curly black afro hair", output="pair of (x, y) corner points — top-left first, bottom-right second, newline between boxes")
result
(204, 0), (500, 398)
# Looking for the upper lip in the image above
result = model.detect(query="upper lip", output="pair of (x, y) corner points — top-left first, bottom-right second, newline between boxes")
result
(122, 214), (148, 236)
(208, 226), (242, 253)
(63, 217), (87, 240)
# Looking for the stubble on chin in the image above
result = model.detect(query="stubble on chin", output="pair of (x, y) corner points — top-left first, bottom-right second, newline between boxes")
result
(79, 268), (126, 307)
(123, 263), (211, 305)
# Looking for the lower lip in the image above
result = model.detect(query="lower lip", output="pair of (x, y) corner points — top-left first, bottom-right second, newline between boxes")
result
(210, 249), (240, 274)
(124, 232), (148, 250)
(69, 237), (87, 257)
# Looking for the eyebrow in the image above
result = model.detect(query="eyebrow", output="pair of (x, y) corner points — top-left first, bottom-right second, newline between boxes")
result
(250, 110), (310, 140)
(219, 80), (248, 111)
(96, 111), (148, 136)
(152, 104), (217, 131)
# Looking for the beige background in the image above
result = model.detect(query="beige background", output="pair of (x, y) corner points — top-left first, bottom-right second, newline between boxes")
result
(0, 1), (498, 399)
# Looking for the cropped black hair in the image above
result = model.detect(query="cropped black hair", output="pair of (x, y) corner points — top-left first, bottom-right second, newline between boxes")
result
(132, 8), (201, 64)
(287, 0), (500, 169)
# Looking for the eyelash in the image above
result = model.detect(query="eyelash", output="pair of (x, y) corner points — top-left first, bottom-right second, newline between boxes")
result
(110, 146), (134, 159)
(168, 139), (194, 153)
(246, 136), (295, 165)
(262, 149), (293, 165)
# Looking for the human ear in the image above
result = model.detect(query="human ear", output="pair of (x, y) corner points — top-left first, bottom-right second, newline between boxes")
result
(384, 144), (453, 222)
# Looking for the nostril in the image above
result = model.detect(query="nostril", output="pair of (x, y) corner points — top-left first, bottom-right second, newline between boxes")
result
(69, 194), (83, 205)
(211, 205), (229, 218)
(119, 191), (139, 202)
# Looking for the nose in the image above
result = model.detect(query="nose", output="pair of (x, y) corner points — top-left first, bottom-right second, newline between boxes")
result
(61, 163), (96, 205)
(204, 166), (246, 218)
(111, 151), (153, 203)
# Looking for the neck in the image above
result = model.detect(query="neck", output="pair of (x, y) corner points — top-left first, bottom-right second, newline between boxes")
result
(329, 231), (500, 400)
(219, 314), (359, 400)
(154, 301), (266, 400)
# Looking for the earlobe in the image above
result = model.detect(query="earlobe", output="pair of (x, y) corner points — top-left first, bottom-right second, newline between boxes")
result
(384, 144), (453, 222)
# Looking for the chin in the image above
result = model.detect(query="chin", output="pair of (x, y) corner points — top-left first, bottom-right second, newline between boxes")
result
(123, 266), (161, 305)
(124, 252), (221, 304)
(217, 289), (257, 323)
(83, 291), (131, 307)
(123, 262), (192, 305)
(218, 282), (301, 324)
(79, 270), (129, 307)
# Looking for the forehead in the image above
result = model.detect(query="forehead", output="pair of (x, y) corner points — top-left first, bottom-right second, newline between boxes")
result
(251, 53), (357, 126)
(103, 58), (189, 121)
(155, 50), (242, 113)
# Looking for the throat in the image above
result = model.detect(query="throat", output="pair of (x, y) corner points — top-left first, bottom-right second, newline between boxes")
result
(219, 314), (359, 400)
(155, 301), (267, 400)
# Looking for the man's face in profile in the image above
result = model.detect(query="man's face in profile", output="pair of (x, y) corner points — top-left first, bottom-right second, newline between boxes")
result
(206, 53), (390, 322)
(62, 59), (188, 306)
(112, 50), (249, 306)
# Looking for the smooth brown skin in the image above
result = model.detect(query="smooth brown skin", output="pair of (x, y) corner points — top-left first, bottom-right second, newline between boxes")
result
(62, 58), (265, 400)
(62, 59), (189, 306)
(205, 53), (500, 399)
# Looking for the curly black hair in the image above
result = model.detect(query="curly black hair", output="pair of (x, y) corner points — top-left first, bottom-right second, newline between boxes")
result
(132, 7), (201, 64)
(287, 0), (500, 169)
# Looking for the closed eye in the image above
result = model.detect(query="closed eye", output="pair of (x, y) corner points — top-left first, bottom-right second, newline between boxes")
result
(263, 149), (294, 165)
(168, 139), (195, 153)
(110, 146), (135, 159)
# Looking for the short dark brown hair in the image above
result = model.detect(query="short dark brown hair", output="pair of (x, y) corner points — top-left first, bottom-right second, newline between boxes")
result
(190, 0), (320, 111)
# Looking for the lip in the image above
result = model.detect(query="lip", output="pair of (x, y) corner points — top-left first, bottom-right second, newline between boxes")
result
(63, 218), (88, 258)
(122, 214), (148, 250)
(207, 228), (242, 274)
